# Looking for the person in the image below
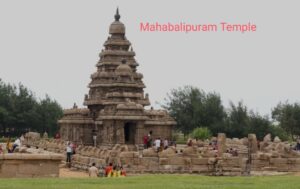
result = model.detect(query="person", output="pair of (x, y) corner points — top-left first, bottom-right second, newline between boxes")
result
(112, 166), (117, 177)
(105, 163), (113, 177)
(116, 166), (121, 177)
(98, 166), (105, 177)
(187, 139), (192, 147)
(154, 138), (161, 152)
(55, 133), (61, 139)
(143, 135), (148, 149)
(20, 134), (25, 145)
(71, 142), (76, 154)
(66, 142), (72, 167)
(120, 166), (126, 177)
(296, 139), (300, 151)
(88, 163), (99, 178)
(12, 137), (21, 152)
(147, 131), (153, 148)
(6, 137), (13, 153)
(164, 138), (169, 150)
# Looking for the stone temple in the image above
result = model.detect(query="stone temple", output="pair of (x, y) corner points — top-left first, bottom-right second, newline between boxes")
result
(58, 9), (176, 147)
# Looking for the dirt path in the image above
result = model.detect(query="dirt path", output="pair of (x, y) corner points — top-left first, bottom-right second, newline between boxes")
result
(59, 168), (89, 178)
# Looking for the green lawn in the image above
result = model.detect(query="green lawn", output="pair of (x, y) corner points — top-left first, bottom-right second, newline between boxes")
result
(0, 175), (299, 189)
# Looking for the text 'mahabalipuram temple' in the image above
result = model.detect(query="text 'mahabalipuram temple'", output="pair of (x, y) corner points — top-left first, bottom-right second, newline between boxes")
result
(58, 9), (176, 146)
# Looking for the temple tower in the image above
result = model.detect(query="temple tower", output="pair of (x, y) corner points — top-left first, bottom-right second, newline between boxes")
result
(59, 9), (175, 147)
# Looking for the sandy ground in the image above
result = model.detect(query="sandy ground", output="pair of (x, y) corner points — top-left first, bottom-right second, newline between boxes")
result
(59, 167), (300, 178)
(59, 168), (89, 178)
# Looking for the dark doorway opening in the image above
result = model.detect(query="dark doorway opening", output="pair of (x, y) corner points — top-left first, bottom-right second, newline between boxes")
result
(124, 122), (136, 144)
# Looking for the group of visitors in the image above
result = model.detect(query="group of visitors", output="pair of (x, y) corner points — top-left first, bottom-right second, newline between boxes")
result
(2, 135), (24, 153)
(226, 148), (238, 156)
(143, 131), (175, 152)
(88, 163), (126, 178)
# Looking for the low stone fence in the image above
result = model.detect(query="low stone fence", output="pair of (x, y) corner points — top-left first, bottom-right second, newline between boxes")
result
(0, 153), (63, 178)
(23, 133), (300, 176)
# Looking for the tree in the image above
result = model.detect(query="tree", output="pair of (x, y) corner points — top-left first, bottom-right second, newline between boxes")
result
(248, 112), (272, 140)
(272, 102), (300, 139)
(225, 101), (249, 138)
(37, 95), (63, 136)
(0, 78), (63, 137)
(163, 86), (226, 135)
(190, 127), (212, 140)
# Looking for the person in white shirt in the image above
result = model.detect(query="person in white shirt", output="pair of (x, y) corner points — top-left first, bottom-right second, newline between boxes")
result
(154, 138), (161, 152)
(164, 138), (169, 150)
(12, 138), (21, 152)
(66, 142), (72, 167)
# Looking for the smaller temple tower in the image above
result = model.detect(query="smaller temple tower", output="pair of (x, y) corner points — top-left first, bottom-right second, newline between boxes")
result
(58, 9), (176, 147)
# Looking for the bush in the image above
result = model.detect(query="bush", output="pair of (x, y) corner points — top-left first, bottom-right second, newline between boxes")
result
(190, 127), (212, 140)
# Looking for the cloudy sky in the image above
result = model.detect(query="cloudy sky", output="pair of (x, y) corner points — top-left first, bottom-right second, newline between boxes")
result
(0, 0), (299, 115)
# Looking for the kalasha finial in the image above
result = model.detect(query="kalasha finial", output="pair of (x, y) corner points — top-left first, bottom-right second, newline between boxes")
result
(121, 58), (127, 64)
(114, 7), (120, 21)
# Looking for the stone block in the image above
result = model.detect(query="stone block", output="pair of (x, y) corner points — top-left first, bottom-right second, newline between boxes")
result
(191, 158), (208, 165)
(119, 151), (134, 158)
(159, 158), (169, 165)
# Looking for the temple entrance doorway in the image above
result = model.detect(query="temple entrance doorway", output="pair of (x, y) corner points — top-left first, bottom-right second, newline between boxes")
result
(124, 122), (136, 144)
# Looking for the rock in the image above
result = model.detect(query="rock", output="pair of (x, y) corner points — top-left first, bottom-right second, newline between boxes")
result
(274, 136), (281, 143)
(142, 148), (157, 157)
(248, 134), (258, 153)
(263, 134), (272, 143)
(159, 147), (176, 158)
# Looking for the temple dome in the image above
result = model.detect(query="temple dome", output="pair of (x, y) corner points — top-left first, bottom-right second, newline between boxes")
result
(115, 59), (132, 75)
(109, 8), (125, 34)
(109, 21), (125, 34)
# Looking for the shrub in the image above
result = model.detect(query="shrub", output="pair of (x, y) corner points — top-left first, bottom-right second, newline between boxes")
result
(190, 127), (212, 140)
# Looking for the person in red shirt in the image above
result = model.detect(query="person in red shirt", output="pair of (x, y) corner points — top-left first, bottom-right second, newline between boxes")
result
(143, 135), (148, 149)
(120, 166), (126, 177)
(105, 163), (113, 177)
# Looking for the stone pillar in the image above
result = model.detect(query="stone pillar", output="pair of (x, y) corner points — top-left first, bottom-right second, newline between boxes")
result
(217, 133), (226, 157)
(135, 122), (144, 145)
(248, 133), (258, 153)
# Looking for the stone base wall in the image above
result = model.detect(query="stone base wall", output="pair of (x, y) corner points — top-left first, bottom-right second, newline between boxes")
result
(26, 134), (300, 176)
(0, 154), (62, 178)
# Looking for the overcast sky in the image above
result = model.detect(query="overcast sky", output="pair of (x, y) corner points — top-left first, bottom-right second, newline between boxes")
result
(0, 0), (299, 116)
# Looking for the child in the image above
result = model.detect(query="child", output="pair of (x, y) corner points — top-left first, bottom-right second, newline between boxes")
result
(120, 166), (126, 177)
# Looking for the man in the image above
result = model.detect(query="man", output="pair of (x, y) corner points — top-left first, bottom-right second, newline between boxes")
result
(164, 138), (169, 150)
(12, 137), (21, 152)
(154, 138), (161, 152)
(89, 163), (99, 178)
(66, 142), (72, 167)
(147, 131), (153, 148)
(143, 135), (148, 149)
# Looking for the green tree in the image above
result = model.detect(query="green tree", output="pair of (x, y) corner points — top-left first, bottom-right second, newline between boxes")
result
(163, 86), (226, 135)
(37, 95), (63, 136)
(0, 78), (63, 137)
(225, 101), (249, 138)
(248, 112), (272, 140)
(190, 127), (212, 140)
(272, 102), (300, 139)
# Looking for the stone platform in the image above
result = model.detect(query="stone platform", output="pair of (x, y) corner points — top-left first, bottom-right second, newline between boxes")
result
(0, 148), (63, 178)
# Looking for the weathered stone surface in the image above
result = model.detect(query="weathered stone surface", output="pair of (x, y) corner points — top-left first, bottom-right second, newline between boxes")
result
(217, 133), (226, 156)
(142, 148), (157, 157)
(248, 134), (258, 153)
(191, 158), (208, 165)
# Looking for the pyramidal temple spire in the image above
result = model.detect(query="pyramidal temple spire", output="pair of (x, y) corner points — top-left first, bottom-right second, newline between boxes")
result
(114, 7), (120, 21)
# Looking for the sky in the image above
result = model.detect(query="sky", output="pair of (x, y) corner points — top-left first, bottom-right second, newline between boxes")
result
(0, 0), (299, 116)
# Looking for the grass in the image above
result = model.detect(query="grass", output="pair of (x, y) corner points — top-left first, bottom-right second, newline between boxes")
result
(0, 175), (300, 189)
